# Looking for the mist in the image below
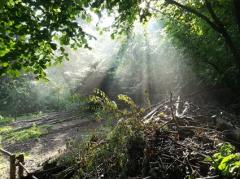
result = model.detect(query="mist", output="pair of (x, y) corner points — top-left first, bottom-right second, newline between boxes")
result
(33, 18), (197, 108)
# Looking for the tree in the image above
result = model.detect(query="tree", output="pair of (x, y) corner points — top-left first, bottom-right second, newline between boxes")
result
(164, 0), (240, 74)
(0, 0), (92, 78)
(92, 0), (240, 88)
(158, 0), (240, 88)
(1, 0), (240, 89)
(0, 75), (38, 116)
(0, 0), (154, 78)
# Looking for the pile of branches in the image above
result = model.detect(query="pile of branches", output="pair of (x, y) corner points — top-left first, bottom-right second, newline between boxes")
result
(26, 95), (240, 179)
(139, 95), (240, 178)
(143, 95), (240, 146)
(142, 129), (213, 178)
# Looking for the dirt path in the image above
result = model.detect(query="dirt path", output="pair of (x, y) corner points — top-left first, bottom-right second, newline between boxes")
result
(0, 112), (103, 179)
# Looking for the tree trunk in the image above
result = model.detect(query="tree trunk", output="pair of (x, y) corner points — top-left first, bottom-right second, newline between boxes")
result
(233, 0), (240, 32)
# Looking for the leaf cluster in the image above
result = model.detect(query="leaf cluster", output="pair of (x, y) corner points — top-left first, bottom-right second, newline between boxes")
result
(87, 89), (144, 121)
(206, 143), (240, 177)
(0, 0), (92, 77)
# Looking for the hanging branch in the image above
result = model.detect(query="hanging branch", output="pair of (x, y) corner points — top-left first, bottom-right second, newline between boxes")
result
(165, 0), (240, 70)
(165, 0), (218, 31)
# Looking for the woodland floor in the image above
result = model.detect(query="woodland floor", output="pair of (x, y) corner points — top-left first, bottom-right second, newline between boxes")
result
(29, 98), (240, 179)
(1, 99), (240, 179)
(0, 112), (103, 179)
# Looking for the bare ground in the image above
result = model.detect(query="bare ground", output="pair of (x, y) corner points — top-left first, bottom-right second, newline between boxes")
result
(0, 112), (102, 179)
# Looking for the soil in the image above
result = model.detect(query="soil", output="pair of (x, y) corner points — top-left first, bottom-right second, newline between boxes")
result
(0, 112), (102, 179)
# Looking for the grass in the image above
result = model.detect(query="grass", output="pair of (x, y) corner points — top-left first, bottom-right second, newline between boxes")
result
(0, 124), (51, 143)
(0, 125), (12, 134)
(0, 113), (51, 177)
(6, 124), (42, 142)
(0, 113), (51, 143)
(0, 112), (44, 125)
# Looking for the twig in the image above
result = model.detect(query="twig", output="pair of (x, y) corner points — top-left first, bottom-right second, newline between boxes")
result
(169, 92), (179, 130)
(143, 105), (161, 119)
(175, 96), (181, 117)
(159, 119), (174, 128)
(0, 148), (13, 156)
(178, 126), (215, 131)
(196, 176), (219, 179)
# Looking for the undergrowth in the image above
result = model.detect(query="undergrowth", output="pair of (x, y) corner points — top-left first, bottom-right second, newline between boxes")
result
(50, 89), (147, 178)
(39, 90), (239, 179)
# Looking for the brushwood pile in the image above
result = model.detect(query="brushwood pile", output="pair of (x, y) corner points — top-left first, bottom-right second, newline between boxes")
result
(25, 97), (240, 179)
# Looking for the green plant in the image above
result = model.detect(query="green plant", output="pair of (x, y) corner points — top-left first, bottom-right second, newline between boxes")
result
(51, 91), (146, 178)
(88, 89), (144, 122)
(0, 125), (12, 134)
(2, 123), (50, 142)
(0, 115), (15, 125)
(55, 117), (145, 179)
(206, 143), (240, 177)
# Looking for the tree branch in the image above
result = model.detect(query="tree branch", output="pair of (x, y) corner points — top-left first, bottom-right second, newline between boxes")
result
(204, 0), (224, 32)
(165, 0), (240, 70)
(165, 0), (219, 32)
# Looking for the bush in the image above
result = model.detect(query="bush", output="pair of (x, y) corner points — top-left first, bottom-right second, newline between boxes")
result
(51, 90), (146, 178)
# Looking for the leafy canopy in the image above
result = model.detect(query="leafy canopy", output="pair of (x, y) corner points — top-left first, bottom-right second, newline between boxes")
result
(0, 0), (154, 77)
(0, 0), (93, 77)
(1, 0), (240, 88)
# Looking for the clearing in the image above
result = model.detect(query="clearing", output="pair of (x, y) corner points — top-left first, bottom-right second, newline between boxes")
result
(0, 112), (102, 179)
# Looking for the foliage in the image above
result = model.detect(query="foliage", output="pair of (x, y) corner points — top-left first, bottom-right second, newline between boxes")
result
(0, 75), (39, 116)
(160, 0), (240, 88)
(0, 0), (152, 78)
(0, 74), (81, 117)
(46, 90), (235, 179)
(88, 88), (118, 112)
(43, 90), (145, 178)
(1, 0), (239, 91)
(91, 0), (151, 37)
(1, 0), (240, 92)
(54, 114), (145, 178)
(0, 0), (93, 78)
(87, 89), (144, 121)
(206, 143), (240, 177)
(93, 0), (240, 89)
